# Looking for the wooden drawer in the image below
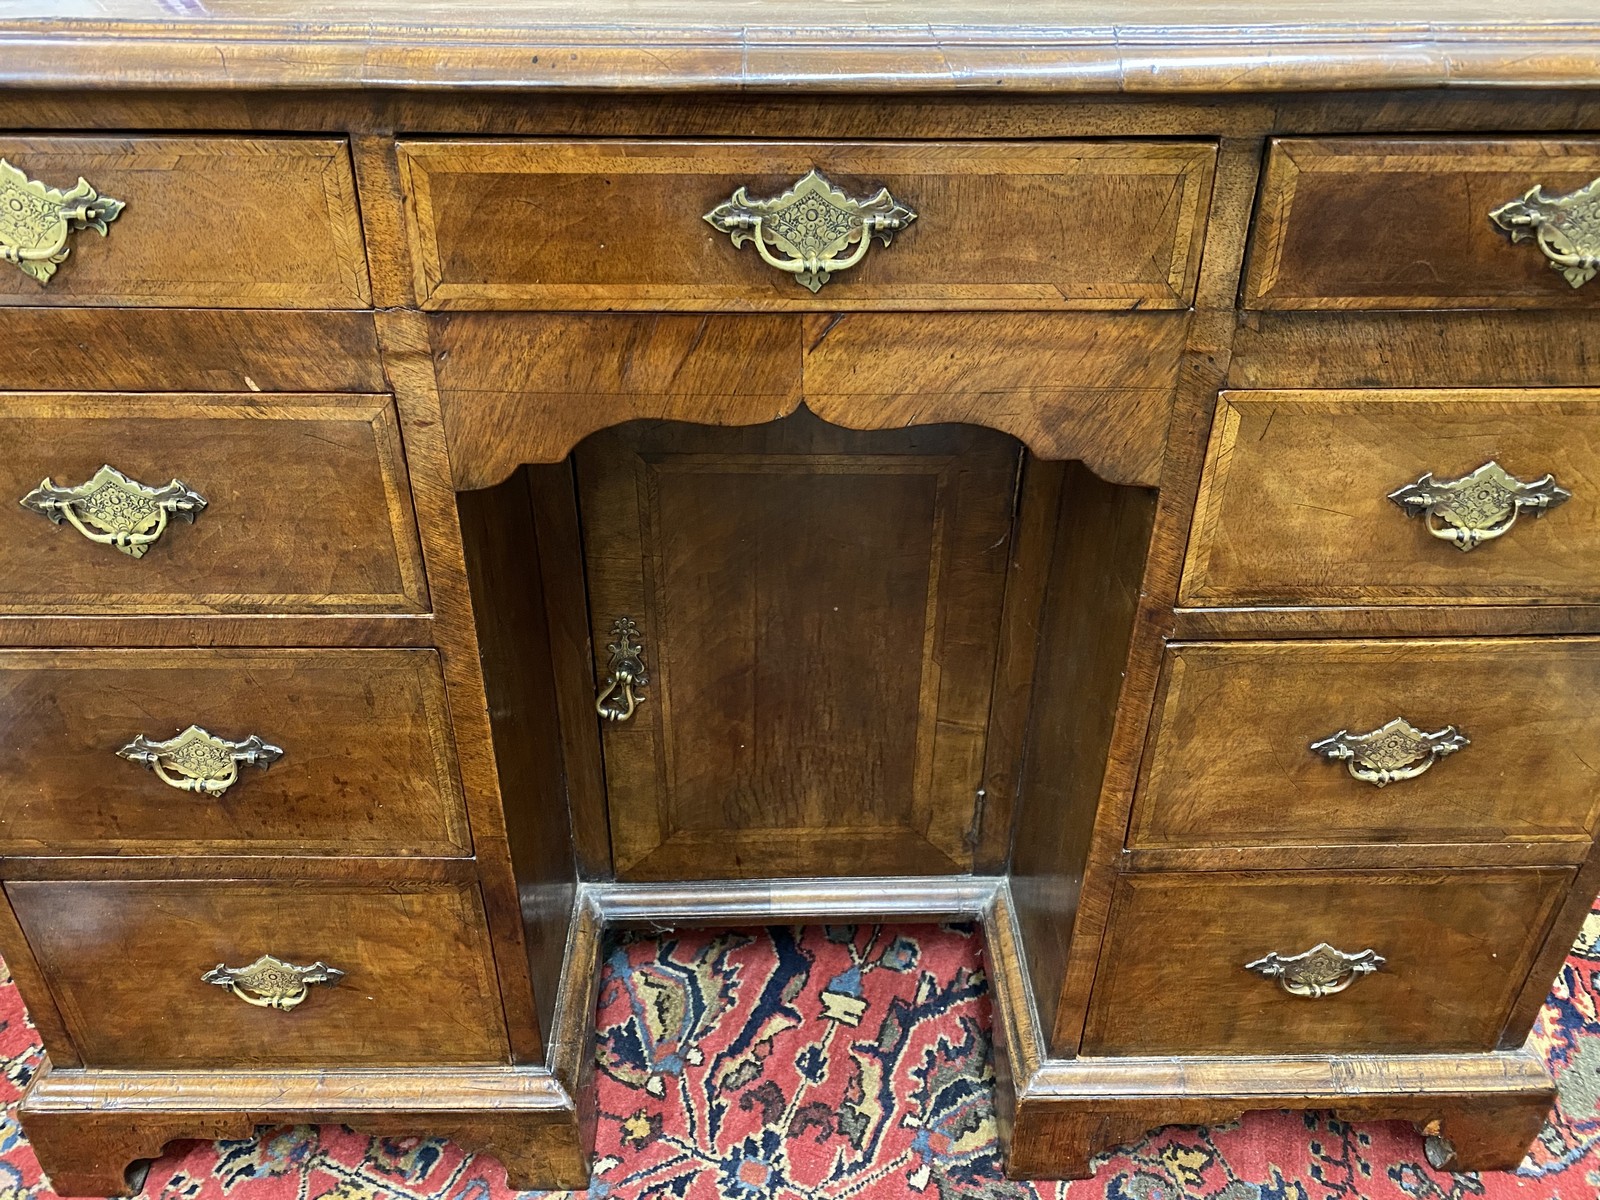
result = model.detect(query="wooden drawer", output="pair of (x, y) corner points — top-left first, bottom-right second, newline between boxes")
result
(1181, 390), (1600, 607)
(7, 878), (507, 1067)
(0, 649), (469, 857)
(1083, 868), (1572, 1057)
(1245, 138), (1600, 310)
(1, 393), (427, 614)
(1132, 639), (1600, 854)
(0, 137), (369, 308)
(398, 140), (1215, 311)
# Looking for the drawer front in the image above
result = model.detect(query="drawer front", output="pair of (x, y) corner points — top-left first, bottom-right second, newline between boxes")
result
(0, 137), (369, 308)
(398, 140), (1216, 311)
(1245, 138), (1600, 310)
(1, 393), (427, 614)
(1132, 639), (1600, 852)
(0, 649), (469, 856)
(8, 879), (507, 1067)
(1084, 868), (1572, 1057)
(1181, 390), (1600, 607)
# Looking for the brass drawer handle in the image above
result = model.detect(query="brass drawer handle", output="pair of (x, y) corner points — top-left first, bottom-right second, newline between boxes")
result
(705, 169), (916, 293)
(21, 464), (207, 558)
(1245, 943), (1385, 998)
(201, 954), (344, 1011)
(1311, 717), (1469, 788)
(0, 158), (125, 284)
(595, 616), (648, 723)
(1490, 174), (1600, 288)
(1388, 460), (1569, 552)
(117, 724), (283, 796)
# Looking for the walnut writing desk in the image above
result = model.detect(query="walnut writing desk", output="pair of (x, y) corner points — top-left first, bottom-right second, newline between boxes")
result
(0, 2), (1598, 1191)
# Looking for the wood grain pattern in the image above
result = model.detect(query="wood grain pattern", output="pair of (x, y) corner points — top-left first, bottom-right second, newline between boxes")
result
(1182, 390), (1600, 608)
(1133, 638), (1600, 854)
(1008, 1043), (1555, 1179)
(375, 309), (546, 1063)
(0, 137), (369, 308)
(1010, 464), (1158, 1048)
(0, 392), (428, 615)
(1038, 137), (1269, 1058)
(1082, 867), (1573, 1056)
(0, 7), (1597, 95)
(802, 313), (1184, 485)
(0, 308), (383, 393)
(1244, 138), (1600, 310)
(436, 314), (803, 490)
(8, 878), (509, 1068)
(20, 1062), (586, 1195)
(457, 473), (577, 1042)
(1229, 311), (1600, 390)
(399, 140), (1215, 311)
(0, 649), (469, 857)
(576, 411), (1020, 881)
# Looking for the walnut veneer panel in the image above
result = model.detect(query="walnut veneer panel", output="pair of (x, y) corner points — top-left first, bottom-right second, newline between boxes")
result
(0, 393), (428, 614)
(1083, 868), (1573, 1057)
(1132, 639), (1600, 853)
(8, 879), (507, 1068)
(1244, 138), (1600, 310)
(0, 5), (1597, 94)
(0, 138), (369, 308)
(575, 411), (1020, 880)
(0, 649), (469, 857)
(398, 140), (1216, 311)
(1182, 390), (1600, 607)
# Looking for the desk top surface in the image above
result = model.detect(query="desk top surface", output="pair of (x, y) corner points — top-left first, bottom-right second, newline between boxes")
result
(0, 0), (1596, 94)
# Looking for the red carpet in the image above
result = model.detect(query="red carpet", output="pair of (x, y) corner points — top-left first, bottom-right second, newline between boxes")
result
(0, 909), (1595, 1198)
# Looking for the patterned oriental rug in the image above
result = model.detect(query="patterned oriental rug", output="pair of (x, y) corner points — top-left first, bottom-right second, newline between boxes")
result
(0, 910), (1596, 1200)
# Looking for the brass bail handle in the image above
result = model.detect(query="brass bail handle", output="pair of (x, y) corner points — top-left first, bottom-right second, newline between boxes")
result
(0, 157), (124, 285)
(1310, 717), (1469, 788)
(1245, 943), (1385, 998)
(705, 169), (917, 293)
(21, 464), (207, 558)
(596, 616), (649, 723)
(1388, 461), (1570, 553)
(1490, 174), (1600, 289)
(117, 724), (284, 797)
(201, 955), (345, 1011)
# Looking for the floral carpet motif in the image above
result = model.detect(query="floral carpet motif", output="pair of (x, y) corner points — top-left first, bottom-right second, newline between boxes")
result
(0, 908), (1595, 1199)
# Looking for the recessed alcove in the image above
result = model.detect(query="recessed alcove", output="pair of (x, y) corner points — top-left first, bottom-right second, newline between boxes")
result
(454, 403), (1158, 1052)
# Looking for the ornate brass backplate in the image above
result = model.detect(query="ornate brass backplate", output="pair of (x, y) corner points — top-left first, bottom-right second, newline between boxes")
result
(1310, 717), (1469, 788)
(0, 158), (125, 284)
(201, 955), (345, 1011)
(595, 616), (649, 723)
(1489, 174), (1600, 288)
(117, 724), (283, 796)
(21, 464), (207, 558)
(1388, 460), (1569, 552)
(1245, 943), (1385, 998)
(705, 169), (917, 292)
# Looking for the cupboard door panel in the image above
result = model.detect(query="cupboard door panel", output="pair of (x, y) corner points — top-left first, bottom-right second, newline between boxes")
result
(575, 411), (1019, 880)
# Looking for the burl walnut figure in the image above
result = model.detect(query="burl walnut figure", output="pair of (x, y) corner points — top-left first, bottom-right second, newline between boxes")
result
(0, 1), (1596, 1191)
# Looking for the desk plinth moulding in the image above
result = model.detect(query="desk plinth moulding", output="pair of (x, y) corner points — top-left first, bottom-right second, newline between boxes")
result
(0, 3), (1597, 1192)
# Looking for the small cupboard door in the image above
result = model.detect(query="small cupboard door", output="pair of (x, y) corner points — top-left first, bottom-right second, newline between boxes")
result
(574, 411), (1020, 881)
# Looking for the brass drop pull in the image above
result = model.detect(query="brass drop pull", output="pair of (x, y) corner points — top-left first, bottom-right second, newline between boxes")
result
(1490, 174), (1600, 288)
(201, 955), (344, 1011)
(22, 464), (207, 558)
(1388, 461), (1569, 552)
(595, 616), (649, 724)
(1311, 717), (1469, 788)
(1245, 943), (1385, 998)
(705, 169), (916, 292)
(117, 724), (283, 796)
(0, 158), (124, 284)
